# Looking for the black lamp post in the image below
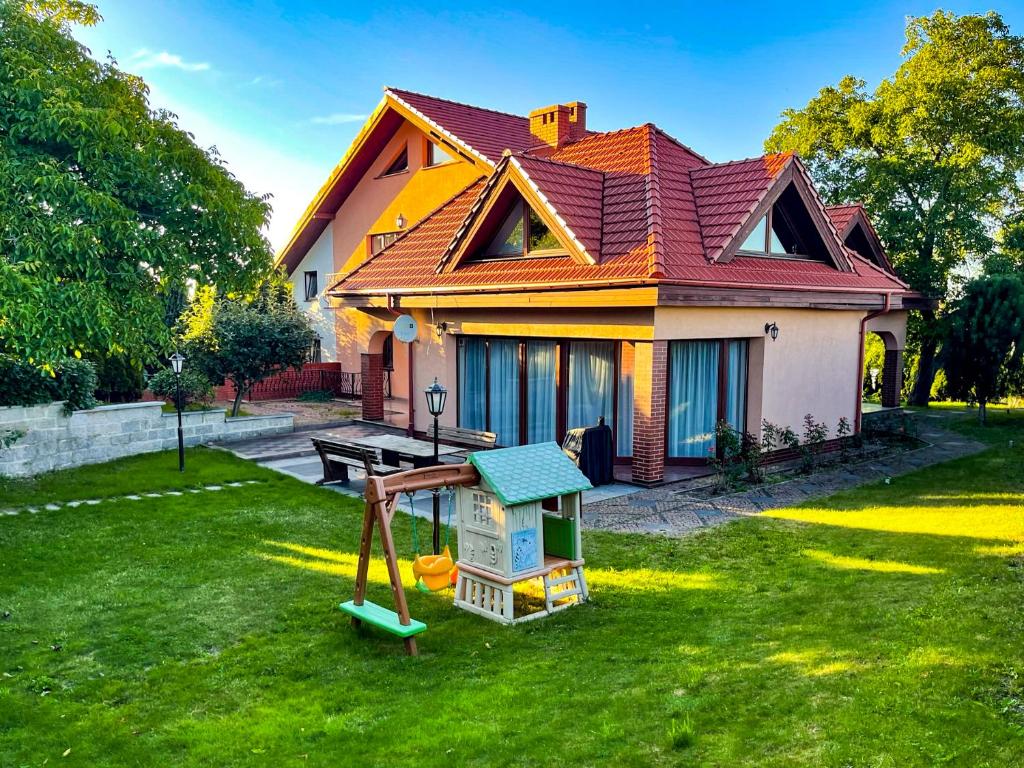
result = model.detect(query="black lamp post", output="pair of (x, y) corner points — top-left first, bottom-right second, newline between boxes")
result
(169, 352), (186, 473)
(424, 377), (448, 554)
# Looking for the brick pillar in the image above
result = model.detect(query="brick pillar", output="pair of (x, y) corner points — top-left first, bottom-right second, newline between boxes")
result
(361, 352), (384, 421)
(631, 340), (667, 485)
(881, 349), (903, 408)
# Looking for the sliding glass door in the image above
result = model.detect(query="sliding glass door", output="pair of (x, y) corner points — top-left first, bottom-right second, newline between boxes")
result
(526, 341), (557, 444)
(457, 336), (487, 432)
(488, 339), (520, 446)
(667, 339), (748, 459)
(567, 341), (615, 431)
(667, 341), (720, 458)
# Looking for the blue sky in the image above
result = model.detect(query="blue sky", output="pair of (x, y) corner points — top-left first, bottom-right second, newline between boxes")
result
(74, 1), (1024, 250)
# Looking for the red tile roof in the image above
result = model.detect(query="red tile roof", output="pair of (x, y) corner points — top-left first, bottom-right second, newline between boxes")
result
(385, 88), (537, 165)
(690, 154), (793, 261)
(825, 203), (861, 235)
(327, 89), (914, 299)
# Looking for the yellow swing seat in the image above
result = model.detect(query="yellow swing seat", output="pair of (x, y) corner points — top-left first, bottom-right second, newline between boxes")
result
(412, 546), (455, 592)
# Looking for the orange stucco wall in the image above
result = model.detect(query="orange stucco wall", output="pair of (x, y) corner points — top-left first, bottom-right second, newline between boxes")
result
(312, 119), (483, 385)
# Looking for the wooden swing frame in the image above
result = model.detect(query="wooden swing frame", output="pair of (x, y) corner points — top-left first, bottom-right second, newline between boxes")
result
(349, 462), (480, 655)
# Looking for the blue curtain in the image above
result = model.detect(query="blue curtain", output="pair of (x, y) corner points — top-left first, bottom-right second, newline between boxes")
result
(617, 346), (633, 457)
(526, 341), (557, 444)
(568, 341), (614, 431)
(725, 340), (748, 433)
(668, 341), (720, 458)
(488, 339), (520, 446)
(458, 337), (486, 431)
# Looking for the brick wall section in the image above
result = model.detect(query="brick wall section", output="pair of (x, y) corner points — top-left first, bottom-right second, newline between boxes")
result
(882, 349), (903, 408)
(213, 363), (356, 402)
(0, 402), (293, 478)
(631, 340), (667, 484)
(361, 353), (384, 421)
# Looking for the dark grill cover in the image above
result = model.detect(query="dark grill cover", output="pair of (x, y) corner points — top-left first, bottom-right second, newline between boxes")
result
(562, 423), (614, 486)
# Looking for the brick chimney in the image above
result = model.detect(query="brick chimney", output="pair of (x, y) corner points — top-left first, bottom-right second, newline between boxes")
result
(528, 101), (587, 147)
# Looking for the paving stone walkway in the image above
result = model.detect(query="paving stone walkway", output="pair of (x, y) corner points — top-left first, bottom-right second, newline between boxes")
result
(0, 480), (265, 518)
(583, 415), (987, 536)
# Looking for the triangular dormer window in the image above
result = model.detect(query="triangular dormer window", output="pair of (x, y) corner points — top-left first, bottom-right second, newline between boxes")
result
(379, 146), (408, 177)
(474, 201), (565, 261)
(738, 183), (833, 262)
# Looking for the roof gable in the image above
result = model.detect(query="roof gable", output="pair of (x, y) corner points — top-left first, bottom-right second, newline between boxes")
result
(826, 204), (893, 273)
(692, 154), (853, 272)
(438, 155), (601, 273)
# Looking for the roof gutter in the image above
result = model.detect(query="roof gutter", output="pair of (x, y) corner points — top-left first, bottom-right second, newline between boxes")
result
(855, 292), (892, 433)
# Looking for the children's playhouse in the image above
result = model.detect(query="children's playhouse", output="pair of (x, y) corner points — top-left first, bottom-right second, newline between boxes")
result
(454, 442), (592, 624)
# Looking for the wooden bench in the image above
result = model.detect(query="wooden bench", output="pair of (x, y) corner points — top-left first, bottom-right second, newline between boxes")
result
(436, 426), (497, 451)
(311, 438), (402, 485)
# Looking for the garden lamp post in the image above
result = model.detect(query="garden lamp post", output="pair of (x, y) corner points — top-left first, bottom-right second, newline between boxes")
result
(424, 377), (448, 554)
(169, 352), (186, 473)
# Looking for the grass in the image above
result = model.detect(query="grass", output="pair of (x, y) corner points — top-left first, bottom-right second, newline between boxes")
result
(159, 403), (252, 417)
(0, 447), (267, 507)
(1, 416), (1023, 766)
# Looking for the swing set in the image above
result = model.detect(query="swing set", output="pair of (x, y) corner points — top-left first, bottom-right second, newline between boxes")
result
(339, 463), (479, 656)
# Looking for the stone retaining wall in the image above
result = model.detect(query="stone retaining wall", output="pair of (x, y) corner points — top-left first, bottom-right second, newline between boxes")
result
(0, 402), (293, 477)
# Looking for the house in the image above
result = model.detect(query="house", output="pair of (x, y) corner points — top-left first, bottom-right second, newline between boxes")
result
(277, 88), (926, 484)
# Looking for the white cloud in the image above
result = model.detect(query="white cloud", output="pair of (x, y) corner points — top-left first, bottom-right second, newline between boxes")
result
(309, 112), (367, 125)
(130, 49), (211, 72)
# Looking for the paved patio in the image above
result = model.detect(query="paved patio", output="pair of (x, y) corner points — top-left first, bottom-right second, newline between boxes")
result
(220, 411), (986, 534)
(582, 413), (987, 536)
(219, 423), (639, 519)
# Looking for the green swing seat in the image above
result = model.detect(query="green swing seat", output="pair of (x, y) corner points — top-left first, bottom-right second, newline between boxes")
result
(339, 600), (427, 638)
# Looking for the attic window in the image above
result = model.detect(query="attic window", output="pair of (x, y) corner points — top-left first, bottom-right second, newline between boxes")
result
(379, 146), (408, 177)
(426, 140), (457, 168)
(477, 201), (565, 260)
(737, 183), (831, 262)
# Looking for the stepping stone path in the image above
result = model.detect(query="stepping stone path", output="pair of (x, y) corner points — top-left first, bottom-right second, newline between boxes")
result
(0, 480), (264, 519)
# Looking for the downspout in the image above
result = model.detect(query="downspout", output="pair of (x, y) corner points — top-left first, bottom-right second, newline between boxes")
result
(384, 294), (415, 437)
(855, 293), (892, 433)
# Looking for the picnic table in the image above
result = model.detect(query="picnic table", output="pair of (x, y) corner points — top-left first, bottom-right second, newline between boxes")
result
(346, 434), (463, 469)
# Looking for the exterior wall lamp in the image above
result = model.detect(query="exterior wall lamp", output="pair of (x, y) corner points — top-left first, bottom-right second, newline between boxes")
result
(764, 322), (780, 341)
(395, 213), (407, 230)
(435, 321), (449, 339)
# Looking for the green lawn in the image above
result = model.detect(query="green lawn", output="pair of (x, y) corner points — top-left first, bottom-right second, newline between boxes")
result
(1, 416), (1023, 766)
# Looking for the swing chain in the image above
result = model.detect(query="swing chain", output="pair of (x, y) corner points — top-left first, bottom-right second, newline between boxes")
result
(408, 486), (455, 554)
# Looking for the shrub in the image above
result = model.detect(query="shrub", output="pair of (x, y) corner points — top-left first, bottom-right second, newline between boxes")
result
(0, 355), (96, 412)
(53, 358), (98, 411)
(148, 368), (213, 410)
(297, 389), (334, 403)
(93, 354), (145, 403)
(800, 414), (829, 472)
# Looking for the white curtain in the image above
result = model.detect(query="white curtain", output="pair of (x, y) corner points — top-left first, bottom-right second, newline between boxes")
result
(568, 341), (614, 431)
(458, 337), (487, 431)
(725, 340), (748, 433)
(617, 347), (633, 457)
(668, 341), (720, 458)
(488, 339), (520, 446)
(526, 341), (557, 444)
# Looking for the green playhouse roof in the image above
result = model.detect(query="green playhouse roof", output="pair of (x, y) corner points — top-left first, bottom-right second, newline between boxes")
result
(468, 442), (593, 507)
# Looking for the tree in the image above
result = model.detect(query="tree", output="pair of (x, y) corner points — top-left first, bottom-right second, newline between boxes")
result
(0, 1), (273, 367)
(180, 280), (315, 416)
(943, 273), (1024, 424)
(766, 11), (1024, 405)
